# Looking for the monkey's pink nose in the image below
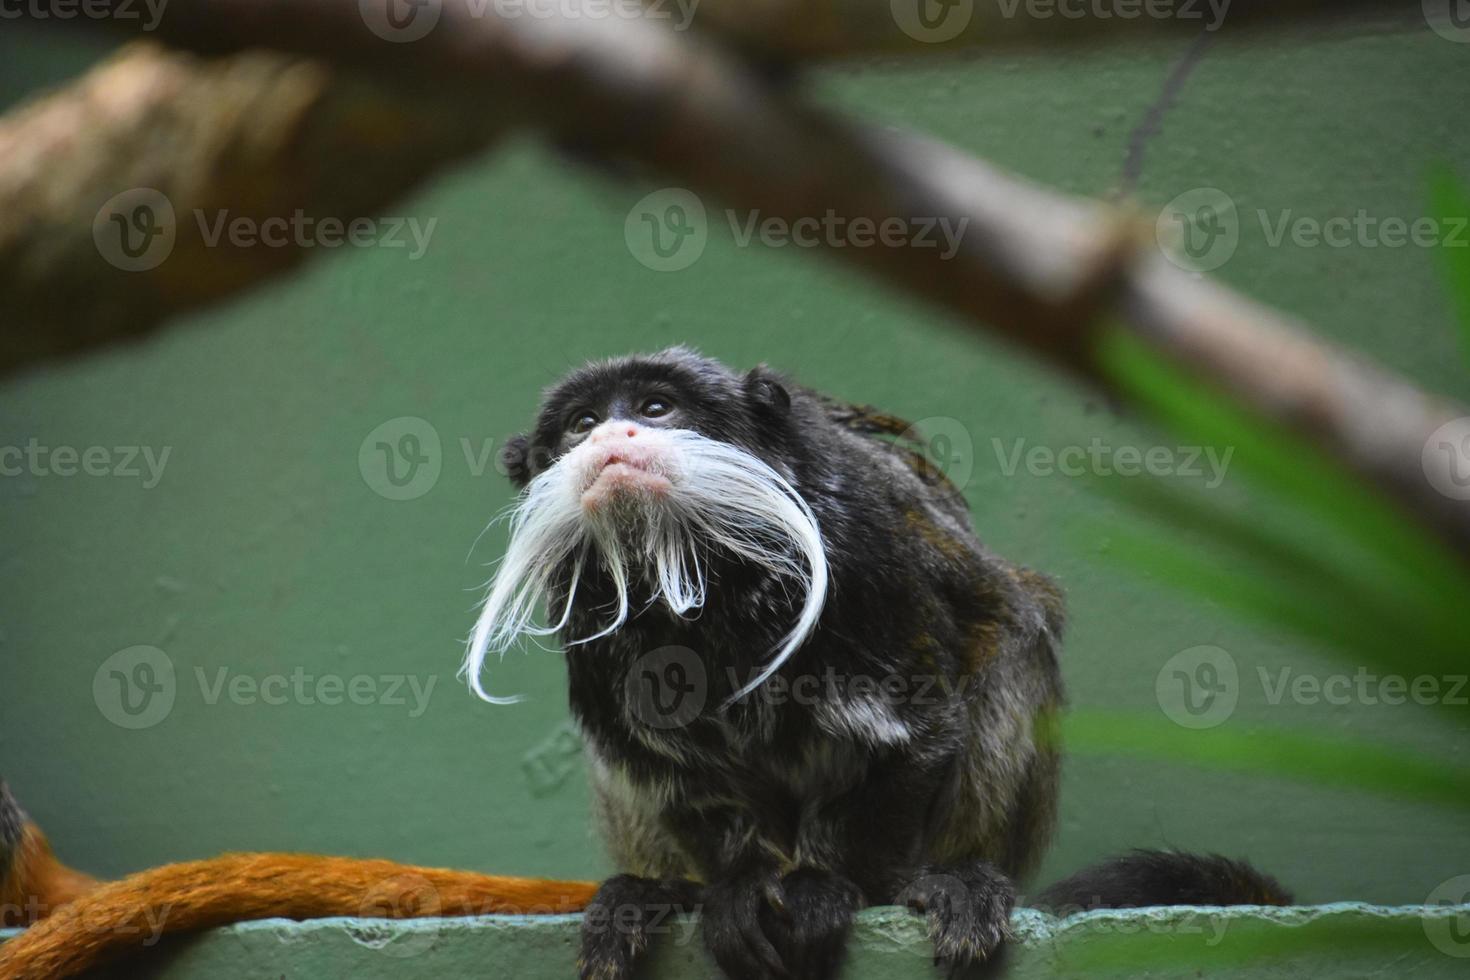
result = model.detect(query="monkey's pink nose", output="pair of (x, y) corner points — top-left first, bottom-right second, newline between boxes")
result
(589, 422), (643, 444)
(580, 422), (670, 511)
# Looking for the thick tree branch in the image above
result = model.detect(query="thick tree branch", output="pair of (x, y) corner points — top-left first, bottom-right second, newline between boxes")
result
(0, 43), (506, 371)
(2, 0), (1466, 560)
(681, 0), (1408, 58)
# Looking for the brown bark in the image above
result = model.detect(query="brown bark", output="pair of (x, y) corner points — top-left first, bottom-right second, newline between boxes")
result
(0, 42), (505, 372)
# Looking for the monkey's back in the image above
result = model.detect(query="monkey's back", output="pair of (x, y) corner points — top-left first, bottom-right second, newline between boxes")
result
(811, 396), (1066, 878)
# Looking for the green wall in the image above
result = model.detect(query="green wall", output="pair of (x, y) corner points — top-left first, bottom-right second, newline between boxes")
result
(3, 14), (1467, 910)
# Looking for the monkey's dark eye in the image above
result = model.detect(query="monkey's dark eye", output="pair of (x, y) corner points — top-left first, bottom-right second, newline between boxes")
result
(569, 412), (599, 434)
(639, 397), (674, 419)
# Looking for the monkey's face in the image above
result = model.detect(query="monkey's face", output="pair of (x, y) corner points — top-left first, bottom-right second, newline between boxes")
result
(462, 349), (827, 705)
(499, 348), (791, 495)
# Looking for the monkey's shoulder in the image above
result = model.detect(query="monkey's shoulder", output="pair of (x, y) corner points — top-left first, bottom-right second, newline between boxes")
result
(801, 392), (971, 513)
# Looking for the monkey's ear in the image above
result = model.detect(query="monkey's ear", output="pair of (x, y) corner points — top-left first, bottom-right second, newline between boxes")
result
(744, 366), (791, 415)
(499, 434), (533, 489)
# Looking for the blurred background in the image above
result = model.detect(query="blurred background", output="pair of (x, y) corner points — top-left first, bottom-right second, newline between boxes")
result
(2, 13), (1466, 906)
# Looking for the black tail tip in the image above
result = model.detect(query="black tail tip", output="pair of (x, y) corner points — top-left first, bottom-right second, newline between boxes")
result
(1032, 849), (1293, 913)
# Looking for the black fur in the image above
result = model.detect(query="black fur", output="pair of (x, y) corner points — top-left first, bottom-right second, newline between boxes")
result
(506, 348), (1066, 980)
(757, 868), (864, 980)
(1032, 849), (1294, 913)
(578, 875), (703, 980)
(502, 349), (1281, 979)
(899, 862), (1015, 978)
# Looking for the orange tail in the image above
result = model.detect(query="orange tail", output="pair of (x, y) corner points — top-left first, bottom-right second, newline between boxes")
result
(0, 784), (596, 980)
(0, 782), (101, 928)
(0, 852), (597, 979)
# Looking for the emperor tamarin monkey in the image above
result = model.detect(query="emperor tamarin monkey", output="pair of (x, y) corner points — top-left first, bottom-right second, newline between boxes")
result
(465, 347), (1288, 980)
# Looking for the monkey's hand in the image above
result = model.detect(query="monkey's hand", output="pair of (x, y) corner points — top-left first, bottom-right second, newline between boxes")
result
(760, 868), (863, 980)
(578, 875), (702, 980)
(898, 863), (1015, 978)
(702, 864), (863, 980)
(701, 861), (793, 979)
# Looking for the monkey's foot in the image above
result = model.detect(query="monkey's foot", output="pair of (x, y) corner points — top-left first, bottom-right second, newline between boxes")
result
(760, 868), (863, 980)
(578, 874), (702, 980)
(897, 863), (1014, 979)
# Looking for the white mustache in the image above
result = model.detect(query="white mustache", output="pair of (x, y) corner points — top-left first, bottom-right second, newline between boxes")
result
(461, 427), (828, 706)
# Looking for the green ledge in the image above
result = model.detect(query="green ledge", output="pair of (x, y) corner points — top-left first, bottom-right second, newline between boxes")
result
(5, 903), (1470, 978)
